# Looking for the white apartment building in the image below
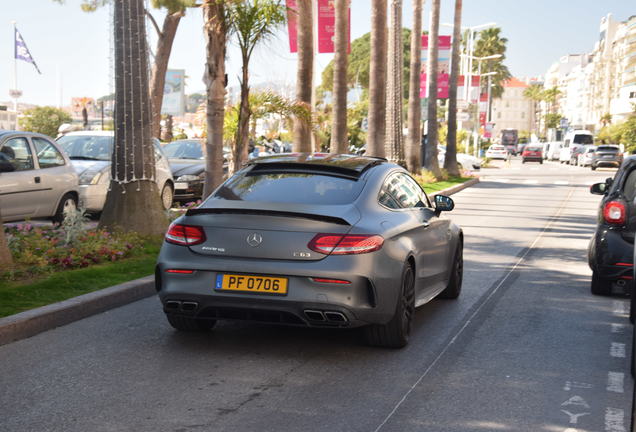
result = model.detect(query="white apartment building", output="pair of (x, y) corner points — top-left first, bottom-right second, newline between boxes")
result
(490, 78), (535, 139)
(543, 14), (636, 132)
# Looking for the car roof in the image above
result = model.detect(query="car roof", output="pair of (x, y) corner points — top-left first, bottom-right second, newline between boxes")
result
(0, 130), (56, 140)
(61, 130), (114, 137)
(247, 153), (387, 179)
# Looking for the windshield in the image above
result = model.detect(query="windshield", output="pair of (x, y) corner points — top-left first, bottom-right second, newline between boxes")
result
(213, 171), (364, 205)
(163, 140), (204, 159)
(56, 135), (113, 161)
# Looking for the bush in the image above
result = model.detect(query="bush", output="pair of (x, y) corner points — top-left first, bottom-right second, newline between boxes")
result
(19, 106), (72, 137)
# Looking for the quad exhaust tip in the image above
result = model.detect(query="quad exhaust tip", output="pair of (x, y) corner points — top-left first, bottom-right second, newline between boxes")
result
(164, 300), (199, 312)
(304, 309), (348, 323)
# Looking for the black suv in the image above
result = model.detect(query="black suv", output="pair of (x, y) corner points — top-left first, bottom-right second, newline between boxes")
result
(591, 145), (622, 170)
(588, 157), (635, 297)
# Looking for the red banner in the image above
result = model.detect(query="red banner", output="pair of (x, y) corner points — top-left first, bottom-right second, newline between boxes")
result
(420, 35), (452, 98)
(286, 0), (298, 53)
(317, 0), (350, 53)
(479, 93), (488, 126)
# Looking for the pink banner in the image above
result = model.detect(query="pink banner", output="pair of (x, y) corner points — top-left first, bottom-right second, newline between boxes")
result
(420, 35), (452, 98)
(479, 93), (488, 126)
(286, 0), (298, 53)
(456, 75), (481, 102)
(317, 0), (350, 53)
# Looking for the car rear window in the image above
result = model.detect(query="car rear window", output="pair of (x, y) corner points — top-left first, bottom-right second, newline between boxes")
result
(597, 146), (618, 152)
(213, 171), (364, 205)
(573, 134), (593, 144)
(526, 146), (541, 151)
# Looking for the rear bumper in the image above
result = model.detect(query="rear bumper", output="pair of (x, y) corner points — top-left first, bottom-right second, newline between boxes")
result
(522, 156), (542, 162)
(593, 159), (621, 168)
(588, 229), (633, 282)
(156, 243), (404, 328)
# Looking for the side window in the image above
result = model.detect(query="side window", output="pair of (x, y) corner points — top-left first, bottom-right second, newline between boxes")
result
(153, 140), (165, 163)
(0, 137), (34, 171)
(623, 169), (636, 203)
(32, 137), (65, 168)
(380, 173), (429, 209)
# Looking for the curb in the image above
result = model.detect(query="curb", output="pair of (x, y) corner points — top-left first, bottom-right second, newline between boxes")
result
(0, 275), (156, 346)
(430, 176), (480, 197)
(0, 177), (481, 347)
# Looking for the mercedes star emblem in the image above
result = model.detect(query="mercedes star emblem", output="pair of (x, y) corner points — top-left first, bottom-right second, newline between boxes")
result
(247, 233), (263, 247)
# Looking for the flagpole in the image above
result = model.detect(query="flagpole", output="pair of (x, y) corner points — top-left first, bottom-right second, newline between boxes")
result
(11, 21), (18, 129)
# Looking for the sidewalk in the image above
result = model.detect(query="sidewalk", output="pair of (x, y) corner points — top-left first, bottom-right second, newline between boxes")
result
(0, 177), (480, 346)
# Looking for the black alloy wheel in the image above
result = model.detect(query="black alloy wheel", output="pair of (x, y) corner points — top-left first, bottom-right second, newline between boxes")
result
(52, 193), (78, 225)
(364, 263), (415, 348)
(439, 242), (463, 299)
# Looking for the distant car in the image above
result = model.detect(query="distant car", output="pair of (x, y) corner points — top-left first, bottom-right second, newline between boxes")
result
(521, 145), (543, 164)
(163, 139), (230, 202)
(577, 145), (596, 167)
(56, 131), (174, 213)
(547, 141), (562, 161)
(0, 130), (79, 223)
(588, 157), (636, 296)
(485, 145), (508, 160)
(156, 153), (463, 348)
(559, 130), (594, 164)
(591, 145), (622, 171)
(437, 145), (481, 170)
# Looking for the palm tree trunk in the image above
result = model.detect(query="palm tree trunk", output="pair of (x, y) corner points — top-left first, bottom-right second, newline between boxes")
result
(202, 1), (227, 198)
(100, 0), (167, 235)
(0, 211), (12, 269)
(149, 11), (184, 139)
(367, 0), (387, 158)
(424, 0), (442, 178)
(293, 0), (313, 152)
(444, 0), (462, 176)
(406, 0), (423, 173)
(330, 0), (349, 154)
(385, 0), (404, 165)
(234, 61), (251, 173)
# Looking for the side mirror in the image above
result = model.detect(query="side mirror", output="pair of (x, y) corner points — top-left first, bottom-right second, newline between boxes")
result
(434, 195), (455, 213)
(590, 183), (606, 195)
(0, 159), (15, 172)
(606, 177), (613, 187)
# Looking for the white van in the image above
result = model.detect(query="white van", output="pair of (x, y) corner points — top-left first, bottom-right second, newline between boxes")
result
(547, 142), (562, 161)
(559, 130), (594, 164)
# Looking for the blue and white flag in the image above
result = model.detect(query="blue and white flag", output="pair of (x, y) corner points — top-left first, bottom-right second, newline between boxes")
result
(14, 27), (41, 74)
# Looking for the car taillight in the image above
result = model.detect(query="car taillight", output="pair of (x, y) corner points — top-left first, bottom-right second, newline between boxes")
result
(165, 223), (206, 246)
(308, 233), (384, 255)
(603, 201), (626, 225)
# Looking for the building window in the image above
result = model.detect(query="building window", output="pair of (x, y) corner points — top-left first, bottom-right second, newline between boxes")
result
(630, 91), (636, 99)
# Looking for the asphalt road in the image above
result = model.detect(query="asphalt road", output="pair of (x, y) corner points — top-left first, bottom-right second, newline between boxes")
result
(1, 159), (632, 432)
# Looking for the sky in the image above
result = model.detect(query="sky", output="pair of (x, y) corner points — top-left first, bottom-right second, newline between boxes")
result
(1, 0), (634, 107)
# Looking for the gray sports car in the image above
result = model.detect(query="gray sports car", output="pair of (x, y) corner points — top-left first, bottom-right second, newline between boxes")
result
(156, 153), (463, 348)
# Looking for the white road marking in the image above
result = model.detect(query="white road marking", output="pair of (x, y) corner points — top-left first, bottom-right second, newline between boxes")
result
(607, 372), (624, 393)
(562, 396), (590, 409)
(554, 181), (569, 185)
(561, 410), (590, 424)
(605, 407), (626, 432)
(563, 381), (593, 391)
(613, 301), (628, 316)
(610, 343), (626, 358)
(611, 323), (626, 334)
(372, 188), (577, 432)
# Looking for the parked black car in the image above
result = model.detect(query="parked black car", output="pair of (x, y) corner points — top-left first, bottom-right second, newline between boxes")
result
(591, 145), (622, 171)
(588, 157), (636, 297)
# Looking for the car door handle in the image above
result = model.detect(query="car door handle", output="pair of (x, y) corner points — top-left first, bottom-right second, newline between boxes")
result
(34, 176), (41, 184)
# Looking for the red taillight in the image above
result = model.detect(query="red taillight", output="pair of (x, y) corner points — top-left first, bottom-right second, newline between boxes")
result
(165, 269), (195, 274)
(311, 277), (351, 284)
(308, 233), (384, 255)
(165, 223), (206, 246)
(603, 201), (626, 225)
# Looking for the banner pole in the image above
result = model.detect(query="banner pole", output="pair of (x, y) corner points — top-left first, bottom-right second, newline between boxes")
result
(11, 21), (18, 129)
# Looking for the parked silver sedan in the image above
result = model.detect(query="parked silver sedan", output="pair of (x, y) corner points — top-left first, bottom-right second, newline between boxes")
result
(156, 154), (463, 348)
(56, 131), (175, 213)
(0, 131), (79, 223)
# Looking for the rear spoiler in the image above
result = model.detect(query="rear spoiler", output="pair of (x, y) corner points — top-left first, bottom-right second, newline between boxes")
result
(186, 208), (351, 226)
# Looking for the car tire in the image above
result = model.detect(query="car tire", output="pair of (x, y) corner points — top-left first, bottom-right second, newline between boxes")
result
(591, 271), (612, 296)
(364, 263), (415, 348)
(629, 284), (634, 324)
(166, 314), (216, 332)
(161, 183), (174, 210)
(591, 165), (596, 171)
(438, 241), (463, 299)
(51, 193), (78, 225)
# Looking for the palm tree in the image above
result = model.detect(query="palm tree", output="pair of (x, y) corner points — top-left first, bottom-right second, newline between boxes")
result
(367, 0), (387, 158)
(202, 0), (230, 198)
(385, 0), (404, 165)
(424, 0), (442, 178)
(0, 212), (12, 269)
(523, 83), (543, 134)
(472, 27), (511, 98)
(600, 112), (612, 127)
(293, 0), (313, 152)
(99, 0), (167, 234)
(543, 86), (561, 115)
(406, 0), (423, 172)
(330, 0), (349, 154)
(444, 0), (462, 176)
(228, 0), (287, 173)
(250, 90), (312, 138)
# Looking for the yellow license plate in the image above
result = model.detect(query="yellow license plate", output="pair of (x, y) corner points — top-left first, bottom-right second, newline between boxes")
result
(215, 274), (288, 295)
